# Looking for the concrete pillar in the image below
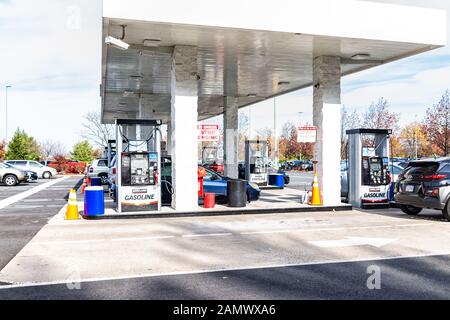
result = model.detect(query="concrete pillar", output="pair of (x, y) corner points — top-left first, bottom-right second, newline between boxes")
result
(166, 122), (172, 155)
(170, 45), (199, 211)
(223, 96), (239, 179)
(313, 56), (342, 205)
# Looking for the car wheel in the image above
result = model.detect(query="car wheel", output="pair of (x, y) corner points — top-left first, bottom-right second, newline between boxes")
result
(3, 174), (18, 186)
(99, 174), (108, 185)
(43, 171), (52, 179)
(442, 202), (450, 221)
(399, 204), (422, 215)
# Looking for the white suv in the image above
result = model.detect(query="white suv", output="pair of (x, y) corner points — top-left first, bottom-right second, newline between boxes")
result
(86, 159), (109, 184)
(5, 160), (57, 179)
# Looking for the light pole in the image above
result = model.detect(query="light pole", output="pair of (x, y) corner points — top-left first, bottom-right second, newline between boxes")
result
(297, 112), (304, 160)
(273, 97), (278, 168)
(5, 85), (11, 141)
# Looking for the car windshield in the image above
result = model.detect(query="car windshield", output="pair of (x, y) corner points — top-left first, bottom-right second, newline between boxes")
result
(29, 162), (43, 168)
(403, 161), (440, 177)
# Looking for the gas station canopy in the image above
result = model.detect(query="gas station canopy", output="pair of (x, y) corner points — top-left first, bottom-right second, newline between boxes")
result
(101, 0), (447, 123)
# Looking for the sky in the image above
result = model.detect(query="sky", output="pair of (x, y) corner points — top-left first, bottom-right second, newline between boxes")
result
(0, 0), (449, 149)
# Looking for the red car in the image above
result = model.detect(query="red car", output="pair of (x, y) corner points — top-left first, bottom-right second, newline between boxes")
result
(203, 162), (224, 175)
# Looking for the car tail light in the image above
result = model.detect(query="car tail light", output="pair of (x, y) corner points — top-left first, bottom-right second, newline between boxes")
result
(423, 174), (447, 180)
(425, 188), (440, 197)
(112, 168), (116, 175)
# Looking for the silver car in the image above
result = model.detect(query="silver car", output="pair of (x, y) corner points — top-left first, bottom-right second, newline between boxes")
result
(0, 162), (27, 186)
(5, 160), (57, 179)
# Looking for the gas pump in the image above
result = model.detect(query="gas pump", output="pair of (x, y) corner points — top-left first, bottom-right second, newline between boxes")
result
(346, 129), (392, 208)
(245, 140), (269, 186)
(115, 119), (162, 213)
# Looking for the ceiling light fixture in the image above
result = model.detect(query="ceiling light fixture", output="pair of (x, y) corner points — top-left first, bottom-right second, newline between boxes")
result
(351, 53), (371, 60)
(105, 36), (130, 50)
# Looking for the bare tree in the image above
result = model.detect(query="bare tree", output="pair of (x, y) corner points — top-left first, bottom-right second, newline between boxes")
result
(81, 111), (115, 148)
(341, 106), (361, 158)
(362, 98), (399, 133)
(40, 140), (67, 159)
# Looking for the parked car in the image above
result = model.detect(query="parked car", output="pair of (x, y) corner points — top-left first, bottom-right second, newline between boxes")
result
(108, 156), (261, 205)
(86, 159), (109, 184)
(3, 162), (38, 182)
(202, 162), (224, 175)
(394, 158), (450, 220)
(5, 160), (57, 179)
(0, 162), (28, 186)
(237, 162), (290, 185)
(160, 160), (260, 205)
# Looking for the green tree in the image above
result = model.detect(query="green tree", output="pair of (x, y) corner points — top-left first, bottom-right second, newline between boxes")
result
(5, 129), (41, 160)
(71, 141), (94, 163)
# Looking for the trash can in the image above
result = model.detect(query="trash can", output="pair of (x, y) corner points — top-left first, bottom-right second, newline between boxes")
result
(204, 192), (215, 208)
(90, 177), (102, 187)
(227, 179), (247, 208)
(84, 186), (104, 216)
(269, 174), (285, 188)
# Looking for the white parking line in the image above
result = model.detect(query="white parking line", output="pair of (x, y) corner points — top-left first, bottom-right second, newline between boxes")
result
(112, 236), (175, 241)
(31, 239), (105, 246)
(0, 176), (70, 210)
(182, 233), (233, 238)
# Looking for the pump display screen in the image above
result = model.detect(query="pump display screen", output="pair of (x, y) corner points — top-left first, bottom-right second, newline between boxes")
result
(362, 157), (388, 186)
(121, 152), (158, 186)
(362, 157), (389, 186)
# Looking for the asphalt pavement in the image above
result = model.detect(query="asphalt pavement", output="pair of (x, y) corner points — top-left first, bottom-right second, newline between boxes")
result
(286, 171), (313, 191)
(0, 176), (83, 272)
(0, 254), (448, 299)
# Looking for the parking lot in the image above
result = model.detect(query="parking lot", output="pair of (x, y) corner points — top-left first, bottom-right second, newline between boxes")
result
(0, 175), (83, 272)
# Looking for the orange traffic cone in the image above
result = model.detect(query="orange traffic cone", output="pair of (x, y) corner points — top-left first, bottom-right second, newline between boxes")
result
(310, 163), (322, 206)
(81, 176), (87, 194)
(65, 189), (80, 220)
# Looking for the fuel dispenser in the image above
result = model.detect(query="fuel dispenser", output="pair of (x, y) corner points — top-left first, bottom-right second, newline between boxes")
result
(115, 119), (162, 213)
(346, 129), (392, 208)
(245, 140), (269, 186)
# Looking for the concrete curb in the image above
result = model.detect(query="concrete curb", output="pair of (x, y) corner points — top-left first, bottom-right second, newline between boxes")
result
(83, 204), (353, 220)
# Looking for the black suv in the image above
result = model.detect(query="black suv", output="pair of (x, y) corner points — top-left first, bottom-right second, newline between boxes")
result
(394, 158), (450, 220)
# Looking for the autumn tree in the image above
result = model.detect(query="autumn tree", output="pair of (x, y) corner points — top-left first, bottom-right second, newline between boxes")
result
(279, 122), (313, 160)
(0, 140), (6, 161)
(423, 91), (450, 156)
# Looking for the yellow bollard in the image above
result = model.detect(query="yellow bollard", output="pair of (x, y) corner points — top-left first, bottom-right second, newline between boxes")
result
(65, 189), (80, 220)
